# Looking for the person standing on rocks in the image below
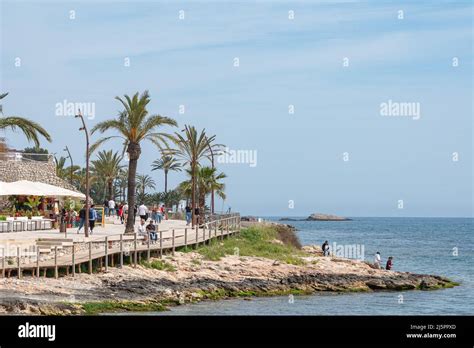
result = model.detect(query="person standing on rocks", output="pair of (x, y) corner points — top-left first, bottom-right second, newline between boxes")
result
(386, 256), (393, 270)
(322, 240), (330, 256)
(374, 252), (381, 269)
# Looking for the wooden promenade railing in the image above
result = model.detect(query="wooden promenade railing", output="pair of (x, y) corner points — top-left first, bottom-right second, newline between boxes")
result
(0, 213), (241, 279)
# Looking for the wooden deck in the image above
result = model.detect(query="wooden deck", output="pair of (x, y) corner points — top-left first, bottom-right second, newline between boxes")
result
(0, 214), (241, 278)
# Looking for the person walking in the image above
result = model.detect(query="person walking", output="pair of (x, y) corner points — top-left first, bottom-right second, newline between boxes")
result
(108, 199), (115, 217)
(156, 205), (162, 224)
(161, 204), (167, 220)
(374, 252), (381, 269)
(77, 206), (86, 234)
(103, 199), (109, 217)
(185, 205), (192, 226)
(89, 205), (98, 234)
(151, 205), (158, 224)
(138, 203), (148, 221)
(194, 206), (200, 225)
(118, 203), (124, 224)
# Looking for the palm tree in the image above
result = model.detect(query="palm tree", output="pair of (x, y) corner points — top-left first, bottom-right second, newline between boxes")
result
(180, 166), (226, 214)
(172, 126), (220, 225)
(55, 156), (81, 181)
(136, 174), (156, 202)
(159, 189), (182, 211)
(116, 168), (129, 202)
(91, 91), (177, 233)
(74, 167), (97, 194)
(198, 166), (226, 208)
(0, 92), (52, 147)
(91, 150), (124, 201)
(151, 154), (181, 193)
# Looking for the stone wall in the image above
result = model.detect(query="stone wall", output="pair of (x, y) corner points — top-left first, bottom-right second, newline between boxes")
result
(0, 158), (77, 191)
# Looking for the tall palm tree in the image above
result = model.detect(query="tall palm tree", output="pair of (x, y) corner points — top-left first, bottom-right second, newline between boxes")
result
(90, 91), (177, 233)
(136, 174), (156, 202)
(91, 150), (124, 201)
(0, 93), (52, 147)
(151, 154), (181, 193)
(172, 125), (219, 225)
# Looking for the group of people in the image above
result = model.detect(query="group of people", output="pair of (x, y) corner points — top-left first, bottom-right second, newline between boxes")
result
(103, 199), (128, 224)
(137, 218), (158, 243)
(185, 205), (200, 226)
(374, 252), (394, 270)
(137, 203), (167, 224)
(321, 241), (394, 270)
(102, 199), (169, 226)
(135, 203), (170, 242)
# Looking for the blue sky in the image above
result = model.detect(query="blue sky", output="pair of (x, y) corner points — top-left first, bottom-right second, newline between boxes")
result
(0, 0), (472, 217)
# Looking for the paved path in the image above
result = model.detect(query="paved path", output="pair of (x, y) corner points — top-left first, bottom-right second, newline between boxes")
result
(0, 217), (188, 243)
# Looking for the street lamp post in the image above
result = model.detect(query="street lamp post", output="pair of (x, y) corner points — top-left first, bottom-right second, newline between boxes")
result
(75, 110), (90, 238)
(63, 145), (73, 185)
(206, 139), (215, 216)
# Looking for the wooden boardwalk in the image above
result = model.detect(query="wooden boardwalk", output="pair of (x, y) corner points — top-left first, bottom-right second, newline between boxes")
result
(0, 214), (241, 278)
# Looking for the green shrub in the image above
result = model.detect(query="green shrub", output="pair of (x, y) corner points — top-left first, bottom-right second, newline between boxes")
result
(140, 259), (176, 272)
(194, 225), (306, 265)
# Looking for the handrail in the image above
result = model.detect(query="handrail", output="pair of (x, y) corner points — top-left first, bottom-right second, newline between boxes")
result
(0, 213), (241, 278)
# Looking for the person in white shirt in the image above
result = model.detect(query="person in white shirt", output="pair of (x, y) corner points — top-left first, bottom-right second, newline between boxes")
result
(137, 219), (147, 241)
(108, 199), (116, 217)
(138, 203), (148, 221)
(374, 252), (381, 269)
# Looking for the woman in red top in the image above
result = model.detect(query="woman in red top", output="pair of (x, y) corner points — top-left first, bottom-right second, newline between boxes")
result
(118, 204), (124, 224)
(160, 205), (166, 220)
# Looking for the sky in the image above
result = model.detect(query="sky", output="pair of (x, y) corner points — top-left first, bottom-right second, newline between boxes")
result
(0, 0), (472, 217)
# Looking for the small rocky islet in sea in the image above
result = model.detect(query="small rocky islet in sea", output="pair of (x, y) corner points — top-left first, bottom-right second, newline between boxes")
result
(279, 213), (352, 222)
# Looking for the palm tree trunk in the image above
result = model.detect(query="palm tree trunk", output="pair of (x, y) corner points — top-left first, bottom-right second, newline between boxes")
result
(108, 179), (113, 201)
(164, 170), (168, 193)
(126, 142), (141, 233)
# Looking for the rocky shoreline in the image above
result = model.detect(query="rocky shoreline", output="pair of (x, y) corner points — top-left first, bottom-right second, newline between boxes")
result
(0, 245), (458, 315)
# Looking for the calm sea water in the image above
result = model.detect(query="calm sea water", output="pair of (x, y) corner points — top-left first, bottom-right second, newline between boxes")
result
(154, 217), (473, 315)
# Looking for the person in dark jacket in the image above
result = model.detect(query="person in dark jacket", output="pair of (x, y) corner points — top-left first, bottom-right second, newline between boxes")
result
(322, 240), (330, 256)
(386, 256), (393, 270)
(194, 207), (200, 225)
(185, 205), (192, 226)
(77, 206), (86, 234)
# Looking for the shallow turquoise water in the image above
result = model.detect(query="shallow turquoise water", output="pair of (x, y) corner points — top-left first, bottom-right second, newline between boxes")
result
(153, 217), (473, 315)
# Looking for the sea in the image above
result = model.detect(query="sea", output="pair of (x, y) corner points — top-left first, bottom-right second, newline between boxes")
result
(149, 217), (473, 315)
